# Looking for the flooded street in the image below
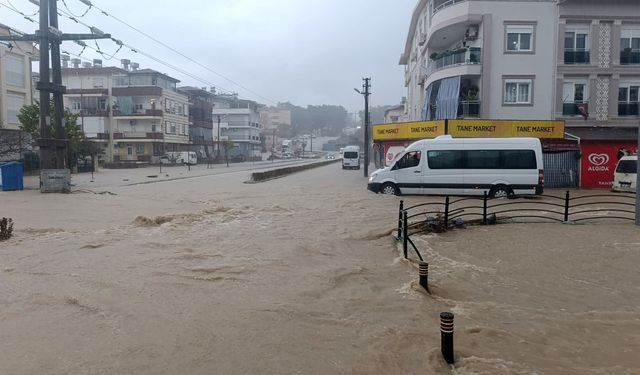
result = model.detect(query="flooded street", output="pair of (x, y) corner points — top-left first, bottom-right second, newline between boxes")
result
(1, 164), (640, 374)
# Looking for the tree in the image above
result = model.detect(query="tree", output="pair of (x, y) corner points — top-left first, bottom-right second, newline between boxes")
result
(0, 129), (31, 160)
(17, 101), (83, 146)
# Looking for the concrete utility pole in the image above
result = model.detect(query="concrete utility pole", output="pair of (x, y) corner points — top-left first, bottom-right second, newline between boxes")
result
(354, 78), (371, 177)
(0, 0), (110, 189)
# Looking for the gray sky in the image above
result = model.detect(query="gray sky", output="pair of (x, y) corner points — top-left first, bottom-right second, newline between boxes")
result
(1, 0), (415, 112)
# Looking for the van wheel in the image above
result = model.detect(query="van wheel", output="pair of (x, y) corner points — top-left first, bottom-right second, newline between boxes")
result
(381, 182), (400, 196)
(490, 185), (513, 199)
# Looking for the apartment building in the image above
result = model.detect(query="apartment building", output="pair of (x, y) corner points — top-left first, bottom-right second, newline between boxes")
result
(179, 86), (216, 159)
(0, 23), (37, 131)
(62, 60), (190, 163)
(400, 0), (557, 122)
(260, 106), (292, 153)
(213, 98), (263, 160)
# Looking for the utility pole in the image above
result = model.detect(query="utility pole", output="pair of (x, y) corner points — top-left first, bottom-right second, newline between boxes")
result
(636, 121), (639, 226)
(0, 0), (110, 188)
(272, 129), (275, 163)
(354, 77), (371, 177)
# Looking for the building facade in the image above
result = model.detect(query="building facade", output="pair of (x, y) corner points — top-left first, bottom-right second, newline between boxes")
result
(0, 23), (37, 131)
(179, 86), (216, 159)
(62, 62), (190, 163)
(213, 98), (263, 160)
(260, 106), (292, 153)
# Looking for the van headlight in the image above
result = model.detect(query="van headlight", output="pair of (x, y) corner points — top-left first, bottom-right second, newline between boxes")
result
(368, 174), (376, 182)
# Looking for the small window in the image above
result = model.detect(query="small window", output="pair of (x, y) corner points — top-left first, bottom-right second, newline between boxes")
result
(501, 150), (537, 169)
(427, 150), (463, 169)
(504, 79), (532, 104)
(506, 25), (534, 52)
(136, 144), (144, 154)
(171, 123), (176, 134)
(92, 78), (104, 88)
(395, 151), (422, 170)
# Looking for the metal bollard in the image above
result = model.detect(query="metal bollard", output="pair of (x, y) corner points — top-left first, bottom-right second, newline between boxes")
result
(440, 312), (455, 364)
(418, 261), (429, 291)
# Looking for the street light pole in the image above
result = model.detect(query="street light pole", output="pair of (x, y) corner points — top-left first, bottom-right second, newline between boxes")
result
(354, 77), (371, 177)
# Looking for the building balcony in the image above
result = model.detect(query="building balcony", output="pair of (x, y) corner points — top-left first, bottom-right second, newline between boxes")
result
(432, 0), (467, 17)
(562, 101), (588, 117)
(457, 100), (480, 118)
(427, 1), (480, 49)
(618, 102), (639, 116)
(564, 49), (590, 65)
(427, 48), (481, 75)
(113, 109), (163, 118)
(111, 132), (165, 140)
(78, 108), (110, 117)
(620, 50), (640, 65)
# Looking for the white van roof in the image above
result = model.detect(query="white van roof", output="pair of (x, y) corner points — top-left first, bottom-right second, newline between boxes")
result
(407, 137), (541, 150)
(344, 145), (360, 151)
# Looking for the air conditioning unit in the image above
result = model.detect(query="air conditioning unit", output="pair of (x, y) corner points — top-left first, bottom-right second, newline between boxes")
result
(130, 120), (137, 126)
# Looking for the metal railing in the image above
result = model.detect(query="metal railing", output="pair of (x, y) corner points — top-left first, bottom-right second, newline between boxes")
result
(427, 48), (481, 75)
(562, 101), (587, 116)
(396, 191), (636, 260)
(620, 50), (640, 65)
(564, 49), (590, 64)
(457, 100), (480, 117)
(618, 102), (640, 116)
(432, 0), (467, 16)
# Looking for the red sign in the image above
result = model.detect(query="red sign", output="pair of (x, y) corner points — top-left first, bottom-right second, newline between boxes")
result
(580, 142), (637, 189)
(383, 142), (408, 167)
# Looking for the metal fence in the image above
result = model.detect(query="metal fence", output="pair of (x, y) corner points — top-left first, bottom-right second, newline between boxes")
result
(396, 192), (636, 260)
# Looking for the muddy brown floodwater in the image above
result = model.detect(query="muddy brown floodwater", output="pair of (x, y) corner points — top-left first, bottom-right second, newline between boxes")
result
(1, 164), (639, 374)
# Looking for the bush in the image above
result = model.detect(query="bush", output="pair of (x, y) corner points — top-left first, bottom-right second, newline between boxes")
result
(0, 218), (13, 241)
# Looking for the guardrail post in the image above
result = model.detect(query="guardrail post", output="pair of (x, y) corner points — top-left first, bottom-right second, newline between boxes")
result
(564, 190), (570, 222)
(397, 200), (404, 239)
(483, 191), (488, 225)
(443, 196), (450, 230)
(440, 312), (455, 364)
(403, 211), (408, 259)
(418, 261), (429, 291)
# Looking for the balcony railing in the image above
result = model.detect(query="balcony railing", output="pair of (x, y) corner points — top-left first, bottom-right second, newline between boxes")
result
(112, 132), (165, 140)
(620, 50), (640, 65)
(432, 0), (467, 16)
(618, 102), (639, 116)
(562, 101), (588, 116)
(79, 108), (109, 117)
(457, 101), (480, 118)
(564, 49), (590, 64)
(113, 109), (163, 117)
(427, 47), (481, 75)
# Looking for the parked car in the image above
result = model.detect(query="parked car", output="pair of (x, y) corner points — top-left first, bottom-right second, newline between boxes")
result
(612, 155), (637, 192)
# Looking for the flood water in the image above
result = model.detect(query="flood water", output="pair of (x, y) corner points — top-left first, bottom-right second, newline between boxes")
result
(1, 164), (639, 374)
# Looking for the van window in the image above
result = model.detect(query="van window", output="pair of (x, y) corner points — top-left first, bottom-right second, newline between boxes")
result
(344, 152), (358, 159)
(501, 150), (537, 169)
(616, 160), (637, 174)
(427, 150), (463, 169)
(466, 150), (501, 169)
(395, 151), (421, 169)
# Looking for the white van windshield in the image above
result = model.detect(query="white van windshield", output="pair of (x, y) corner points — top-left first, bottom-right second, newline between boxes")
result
(344, 152), (358, 159)
(616, 160), (637, 174)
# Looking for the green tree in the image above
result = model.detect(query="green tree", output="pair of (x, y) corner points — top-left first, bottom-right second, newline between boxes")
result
(17, 101), (83, 145)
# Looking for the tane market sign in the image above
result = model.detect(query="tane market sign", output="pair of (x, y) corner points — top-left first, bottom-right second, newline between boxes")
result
(372, 119), (564, 141)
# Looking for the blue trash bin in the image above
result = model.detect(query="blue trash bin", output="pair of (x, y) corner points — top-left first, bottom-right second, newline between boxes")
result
(0, 162), (24, 191)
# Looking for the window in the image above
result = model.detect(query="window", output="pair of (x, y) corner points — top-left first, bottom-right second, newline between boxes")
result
(92, 78), (104, 88)
(136, 144), (144, 154)
(621, 28), (640, 50)
(618, 85), (639, 103)
(618, 84), (640, 116)
(563, 81), (587, 103)
(501, 150), (537, 169)
(427, 150), (463, 169)
(564, 27), (590, 64)
(98, 98), (107, 110)
(6, 93), (25, 124)
(506, 24), (534, 52)
(395, 151), (422, 170)
(182, 124), (186, 135)
(134, 104), (143, 111)
(165, 99), (171, 112)
(4, 54), (25, 88)
(466, 150), (501, 169)
(171, 122), (177, 134)
(164, 121), (170, 134)
(504, 79), (532, 104)
(616, 160), (637, 174)
(72, 99), (82, 110)
(344, 151), (358, 159)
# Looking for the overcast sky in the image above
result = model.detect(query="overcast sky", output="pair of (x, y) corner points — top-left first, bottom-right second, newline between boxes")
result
(1, 0), (416, 112)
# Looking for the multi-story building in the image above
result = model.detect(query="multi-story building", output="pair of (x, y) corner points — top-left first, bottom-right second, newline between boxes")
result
(0, 23), (37, 131)
(260, 106), (292, 153)
(179, 86), (216, 159)
(213, 98), (263, 160)
(400, 0), (557, 122)
(63, 60), (190, 163)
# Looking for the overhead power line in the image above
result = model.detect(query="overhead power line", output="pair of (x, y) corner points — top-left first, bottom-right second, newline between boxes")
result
(81, 0), (277, 104)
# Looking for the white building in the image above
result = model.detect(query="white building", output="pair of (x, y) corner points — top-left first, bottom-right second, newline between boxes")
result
(62, 60), (190, 163)
(213, 98), (263, 160)
(0, 23), (37, 131)
(400, 0), (558, 122)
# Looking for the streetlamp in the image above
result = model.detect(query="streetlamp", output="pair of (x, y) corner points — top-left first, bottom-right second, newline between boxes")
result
(354, 77), (371, 177)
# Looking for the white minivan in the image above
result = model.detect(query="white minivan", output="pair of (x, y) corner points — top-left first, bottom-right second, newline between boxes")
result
(342, 145), (361, 170)
(367, 136), (544, 198)
(612, 155), (637, 192)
